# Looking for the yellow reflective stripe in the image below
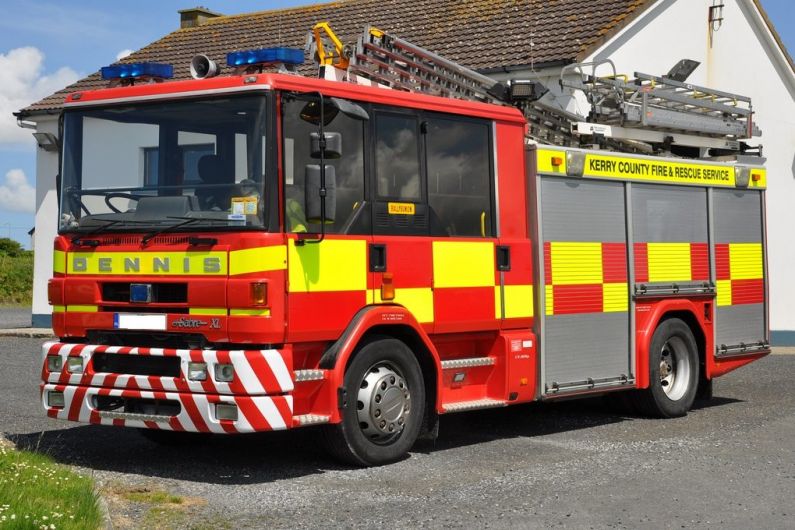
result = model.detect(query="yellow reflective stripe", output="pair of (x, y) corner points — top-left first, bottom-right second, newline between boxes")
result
(550, 242), (602, 285)
(729, 243), (763, 280)
(432, 241), (494, 288)
(229, 246), (287, 275)
(67, 252), (227, 275)
(545, 285), (554, 316)
(647, 243), (692, 282)
(502, 284), (534, 319)
(67, 305), (98, 312)
(602, 283), (629, 312)
(230, 308), (271, 316)
(494, 286), (502, 319)
(52, 305), (65, 312)
(716, 279), (732, 306)
(288, 239), (367, 292)
(189, 308), (227, 316)
(53, 250), (66, 274)
(371, 287), (434, 323)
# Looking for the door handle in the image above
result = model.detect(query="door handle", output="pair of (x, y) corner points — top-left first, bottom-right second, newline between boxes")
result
(369, 244), (387, 272)
(497, 245), (511, 271)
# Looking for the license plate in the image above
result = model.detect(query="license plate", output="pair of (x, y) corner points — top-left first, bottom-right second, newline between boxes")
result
(113, 313), (167, 331)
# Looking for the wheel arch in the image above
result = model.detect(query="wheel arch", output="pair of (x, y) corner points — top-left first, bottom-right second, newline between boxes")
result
(636, 299), (711, 389)
(319, 305), (442, 425)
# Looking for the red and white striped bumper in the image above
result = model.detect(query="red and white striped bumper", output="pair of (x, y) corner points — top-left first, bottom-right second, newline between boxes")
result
(40, 342), (295, 433)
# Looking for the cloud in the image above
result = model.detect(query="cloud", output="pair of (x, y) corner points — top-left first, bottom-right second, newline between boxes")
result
(0, 169), (35, 213)
(0, 46), (80, 146)
(116, 49), (133, 61)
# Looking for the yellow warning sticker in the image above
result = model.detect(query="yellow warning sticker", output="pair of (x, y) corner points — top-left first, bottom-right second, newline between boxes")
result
(232, 196), (258, 215)
(388, 202), (415, 215)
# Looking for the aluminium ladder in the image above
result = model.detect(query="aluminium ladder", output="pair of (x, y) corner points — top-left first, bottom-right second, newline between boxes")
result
(309, 24), (761, 156)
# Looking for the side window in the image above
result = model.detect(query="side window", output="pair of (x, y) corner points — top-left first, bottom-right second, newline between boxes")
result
(375, 114), (421, 201)
(282, 97), (366, 234)
(425, 117), (493, 237)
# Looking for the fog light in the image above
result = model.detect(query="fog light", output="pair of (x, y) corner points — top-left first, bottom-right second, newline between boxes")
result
(188, 362), (208, 381)
(47, 356), (62, 372)
(48, 391), (65, 408)
(215, 403), (238, 421)
(66, 357), (84, 374)
(215, 363), (235, 382)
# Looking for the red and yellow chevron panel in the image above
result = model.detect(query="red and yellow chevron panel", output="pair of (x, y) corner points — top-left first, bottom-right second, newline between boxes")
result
(633, 242), (709, 283)
(543, 242), (628, 315)
(715, 243), (764, 306)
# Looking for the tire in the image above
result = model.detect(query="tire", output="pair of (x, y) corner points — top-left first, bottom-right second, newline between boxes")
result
(636, 318), (700, 418)
(321, 337), (425, 466)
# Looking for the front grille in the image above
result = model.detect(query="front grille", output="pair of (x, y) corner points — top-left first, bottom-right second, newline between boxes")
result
(87, 331), (207, 350)
(102, 282), (188, 303)
(92, 353), (181, 377)
(101, 306), (188, 314)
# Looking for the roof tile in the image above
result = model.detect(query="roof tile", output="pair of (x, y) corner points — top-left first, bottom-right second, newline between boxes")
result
(20, 0), (652, 115)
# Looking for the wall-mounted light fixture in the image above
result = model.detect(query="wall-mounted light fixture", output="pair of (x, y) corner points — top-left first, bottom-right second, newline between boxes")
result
(32, 132), (59, 152)
(709, 1), (725, 33)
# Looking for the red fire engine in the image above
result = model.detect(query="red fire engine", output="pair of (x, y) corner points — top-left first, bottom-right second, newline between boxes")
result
(41, 26), (769, 466)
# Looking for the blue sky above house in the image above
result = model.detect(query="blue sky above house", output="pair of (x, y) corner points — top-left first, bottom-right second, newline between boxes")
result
(0, 0), (791, 248)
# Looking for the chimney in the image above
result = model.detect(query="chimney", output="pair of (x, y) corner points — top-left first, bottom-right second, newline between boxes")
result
(178, 6), (222, 29)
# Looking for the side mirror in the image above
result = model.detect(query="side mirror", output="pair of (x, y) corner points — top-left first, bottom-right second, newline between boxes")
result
(310, 132), (342, 159)
(299, 97), (369, 125)
(305, 164), (336, 224)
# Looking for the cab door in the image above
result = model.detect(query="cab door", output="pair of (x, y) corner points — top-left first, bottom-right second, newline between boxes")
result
(368, 110), (435, 333)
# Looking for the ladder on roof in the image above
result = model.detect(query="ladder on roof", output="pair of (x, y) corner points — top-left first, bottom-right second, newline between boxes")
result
(308, 24), (761, 157)
(559, 59), (761, 152)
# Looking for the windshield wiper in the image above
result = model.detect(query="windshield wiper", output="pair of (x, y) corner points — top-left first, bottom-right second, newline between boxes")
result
(141, 216), (230, 246)
(71, 219), (147, 245)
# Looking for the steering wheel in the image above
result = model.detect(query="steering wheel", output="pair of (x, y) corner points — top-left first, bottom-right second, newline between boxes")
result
(104, 192), (141, 213)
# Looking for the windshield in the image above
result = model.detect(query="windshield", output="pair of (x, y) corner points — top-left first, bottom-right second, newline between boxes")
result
(60, 95), (270, 234)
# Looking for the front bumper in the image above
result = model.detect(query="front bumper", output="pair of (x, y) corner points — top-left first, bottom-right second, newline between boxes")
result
(40, 341), (295, 433)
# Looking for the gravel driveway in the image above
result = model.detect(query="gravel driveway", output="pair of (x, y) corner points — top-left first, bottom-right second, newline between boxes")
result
(2, 336), (794, 529)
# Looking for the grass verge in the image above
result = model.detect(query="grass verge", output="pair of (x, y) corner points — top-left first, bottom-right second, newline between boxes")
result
(0, 439), (102, 529)
(0, 253), (33, 305)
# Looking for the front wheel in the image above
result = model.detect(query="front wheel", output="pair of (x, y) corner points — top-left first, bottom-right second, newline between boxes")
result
(321, 337), (425, 466)
(636, 318), (699, 418)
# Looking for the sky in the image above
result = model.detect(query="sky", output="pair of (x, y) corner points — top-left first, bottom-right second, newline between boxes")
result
(0, 0), (792, 248)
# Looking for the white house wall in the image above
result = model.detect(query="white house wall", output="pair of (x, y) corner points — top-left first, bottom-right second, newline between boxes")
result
(31, 117), (59, 327)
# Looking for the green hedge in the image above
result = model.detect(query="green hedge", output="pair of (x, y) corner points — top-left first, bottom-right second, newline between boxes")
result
(0, 252), (33, 305)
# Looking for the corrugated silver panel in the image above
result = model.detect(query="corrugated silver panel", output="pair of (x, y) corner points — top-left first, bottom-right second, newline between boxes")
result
(544, 313), (630, 385)
(715, 304), (765, 348)
(713, 189), (765, 350)
(713, 190), (762, 243)
(540, 178), (626, 242)
(540, 177), (630, 391)
(632, 184), (708, 242)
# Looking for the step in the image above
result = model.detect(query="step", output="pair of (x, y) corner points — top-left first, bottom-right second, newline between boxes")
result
(293, 369), (326, 382)
(440, 357), (495, 370)
(442, 398), (507, 413)
(293, 414), (331, 426)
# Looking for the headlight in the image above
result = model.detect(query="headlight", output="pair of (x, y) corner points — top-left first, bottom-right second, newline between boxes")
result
(188, 362), (208, 381)
(215, 363), (234, 383)
(47, 356), (62, 372)
(66, 357), (84, 374)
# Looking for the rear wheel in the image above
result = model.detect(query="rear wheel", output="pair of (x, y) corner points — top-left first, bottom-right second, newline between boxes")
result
(636, 318), (699, 418)
(321, 337), (425, 466)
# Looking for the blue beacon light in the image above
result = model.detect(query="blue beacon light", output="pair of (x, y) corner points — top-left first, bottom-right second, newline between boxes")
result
(100, 63), (174, 81)
(226, 47), (304, 68)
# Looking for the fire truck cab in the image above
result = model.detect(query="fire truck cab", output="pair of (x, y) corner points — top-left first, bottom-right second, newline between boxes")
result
(41, 48), (769, 466)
